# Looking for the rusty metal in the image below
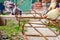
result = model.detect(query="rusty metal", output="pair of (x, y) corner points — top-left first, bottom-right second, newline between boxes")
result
(0, 13), (60, 40)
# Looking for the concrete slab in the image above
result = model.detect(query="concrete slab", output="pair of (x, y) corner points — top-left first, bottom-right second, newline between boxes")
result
(27, 37), (45, 40)
(25, 28), (41, 36)
(36, 28), (56, 36)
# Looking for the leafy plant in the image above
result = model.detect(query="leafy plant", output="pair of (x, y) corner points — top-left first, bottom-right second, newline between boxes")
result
(48, 25), (60, 32)
(47, 22), (60, 32)
(0, 13), (8, 15)
(43, 20), (60, 32)
(0, 19), (29, 40)
(0, 19), (21, 36)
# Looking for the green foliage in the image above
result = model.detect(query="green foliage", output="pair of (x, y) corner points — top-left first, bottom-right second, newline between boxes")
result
(43, 20), (60, 32)
(0, 19), (29, 40)
(48, 24), (60, 32)
(0, 19), (21, 37)
(0, 13), (8, 15)
(20, 19), (29, 26)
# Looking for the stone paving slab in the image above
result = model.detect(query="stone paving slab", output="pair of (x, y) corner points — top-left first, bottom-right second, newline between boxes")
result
(27, 37), (60, 40)
(25, 24), (46, 28)
(27, 37), (45, 40)
(29, 19), (40, 21)
(57, 35), (60, 40)
(36, 28), (57, 36)
(48, 37), (59, 40)
(29, 21), (43, 24)
(25, 28), (41, 36)
(25, 24), (31, 27)
(31, 24), (46, 27)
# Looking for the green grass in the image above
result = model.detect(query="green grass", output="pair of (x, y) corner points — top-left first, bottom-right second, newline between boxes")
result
(0, 19), (29, 40)
(48, 22), (60, 32)
(0, 19), (21, 37)
(44, 21), (60, 32)
(48, 25), (60, 32)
